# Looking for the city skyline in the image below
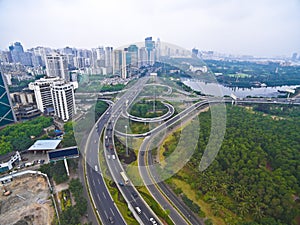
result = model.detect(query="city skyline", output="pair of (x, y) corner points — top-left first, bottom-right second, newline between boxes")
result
(1, 0), (300, 57)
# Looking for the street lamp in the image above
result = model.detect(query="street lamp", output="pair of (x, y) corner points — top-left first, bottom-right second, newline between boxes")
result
(125, 125), (128, 156)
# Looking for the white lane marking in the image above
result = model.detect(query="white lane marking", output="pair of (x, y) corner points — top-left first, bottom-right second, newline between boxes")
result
(92, 179), (95, 186)
(102, 192), (107, 199)
(104, 210), (108, 219)
(110, 207), (115, 216)
(97, 193), (101, 200)
(98, 178), (101, 184)
(143, 212), (149, 220)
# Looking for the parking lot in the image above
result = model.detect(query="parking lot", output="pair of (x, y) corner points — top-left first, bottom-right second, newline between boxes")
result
(13, 151), (49, 171)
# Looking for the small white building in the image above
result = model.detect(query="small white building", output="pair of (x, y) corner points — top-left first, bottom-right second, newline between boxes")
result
(0, 151), (21, 173)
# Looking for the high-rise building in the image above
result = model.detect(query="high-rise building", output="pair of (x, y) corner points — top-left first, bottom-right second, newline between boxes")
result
(292, 52), (298, 61)
(156, 38), (161, 61)
(121, 49), (127, 79)
(9, 42), (24, 64)
(127, 45), (139, 68)
(45, 52), (69, 81)
(0, 72), (16, 127)
(145, 37), (156, 65)
(113, 50), (123, 75)
(51, 80), (76, 122)
(28, 77), (77, 121)
(139, 47), (147, 67)
(28, 77), (59, 114)
(105, 47), (113, 73)
(95, 47), (106, 67)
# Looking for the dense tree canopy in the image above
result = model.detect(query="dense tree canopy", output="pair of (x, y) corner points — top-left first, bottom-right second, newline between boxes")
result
(173, 105), (300, 224)
(0, 116), (53, 154)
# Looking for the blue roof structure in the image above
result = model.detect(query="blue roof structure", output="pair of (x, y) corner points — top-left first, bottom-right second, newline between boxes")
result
(48, 146), (79, 161)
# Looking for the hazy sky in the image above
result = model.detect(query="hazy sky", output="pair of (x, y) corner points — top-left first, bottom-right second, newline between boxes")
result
(1, 0), (299, 57)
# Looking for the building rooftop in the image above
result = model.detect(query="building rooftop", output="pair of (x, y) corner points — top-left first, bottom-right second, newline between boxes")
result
(28, 140), (61, 151)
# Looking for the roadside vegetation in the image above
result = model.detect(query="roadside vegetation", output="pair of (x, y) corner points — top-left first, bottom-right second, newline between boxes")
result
(205, 59), (300, 87)
(163, 105), (300, 224)
(130, 99), (168, 118)
(0, 116), (53, 155)
(95, 100), (109, 121)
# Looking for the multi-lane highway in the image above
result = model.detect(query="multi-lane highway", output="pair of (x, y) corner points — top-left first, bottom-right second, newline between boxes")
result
(85, 105), (126, 225)
(102, 77), (162, 225)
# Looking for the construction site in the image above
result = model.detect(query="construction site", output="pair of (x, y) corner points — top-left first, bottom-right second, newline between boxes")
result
(0, 174), (54, 225)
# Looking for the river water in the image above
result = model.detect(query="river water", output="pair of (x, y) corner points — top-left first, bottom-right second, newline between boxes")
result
(182, 79), (300, 98)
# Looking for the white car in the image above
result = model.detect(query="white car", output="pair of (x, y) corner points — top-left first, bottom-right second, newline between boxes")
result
(112, 155), (116, 160)
(149, 218), (157, 225)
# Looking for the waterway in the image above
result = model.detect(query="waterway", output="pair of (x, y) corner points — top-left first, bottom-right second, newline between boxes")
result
(182, 79), (300, 98)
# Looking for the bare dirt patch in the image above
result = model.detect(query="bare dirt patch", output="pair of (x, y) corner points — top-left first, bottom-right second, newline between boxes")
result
(0, 175), (54, 225)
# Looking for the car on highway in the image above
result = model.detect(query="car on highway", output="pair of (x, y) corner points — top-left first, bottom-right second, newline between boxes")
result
(118, 181), (124, 186)
(112, 154), (116, 159)
(107, 155), (111, 159)
(149, 217), (157, 225)
(95, 165), (98, 172)
(135, 206), (142, 214)
(108, 216), (114, 223)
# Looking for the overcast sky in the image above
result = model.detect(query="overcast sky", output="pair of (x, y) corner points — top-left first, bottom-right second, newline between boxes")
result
(1, 0), (299, 57)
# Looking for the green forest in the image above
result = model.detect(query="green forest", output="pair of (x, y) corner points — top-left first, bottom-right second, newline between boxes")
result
(130, 99), (168, 118)
(204, 60), (300, 87)
(0, 116), (53, 155)
(170, 105), (300, 224)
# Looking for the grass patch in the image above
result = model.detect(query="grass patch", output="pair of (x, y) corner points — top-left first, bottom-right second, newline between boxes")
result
(170, 178), (226, 225)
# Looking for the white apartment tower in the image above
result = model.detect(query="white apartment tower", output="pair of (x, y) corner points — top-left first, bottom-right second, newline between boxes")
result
(51, 80), (76, 122)
(28, 77), (60, 114)
(46, 52), (69, 81)
(28, 77), (77, 121)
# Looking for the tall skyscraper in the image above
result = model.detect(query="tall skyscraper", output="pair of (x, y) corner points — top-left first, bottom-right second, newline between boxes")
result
(105, 47), (113, 73)
(113, 49), (123, 75)
(121, 49), (127, 79)
(139, 47), (147, 67)
(145, 37), (156, 65)
(9, 42), (24, 64)
(51, 80), (76, 122)
(127, 45), (139, 68)
(28, 77), (77, 121)
(45, 52), (69, 81)
(0, 72), (16, 127)
(155, 38), (161, 61)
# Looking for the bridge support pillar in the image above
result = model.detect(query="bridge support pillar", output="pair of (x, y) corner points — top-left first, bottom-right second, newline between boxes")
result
(64, 158), (70, 176)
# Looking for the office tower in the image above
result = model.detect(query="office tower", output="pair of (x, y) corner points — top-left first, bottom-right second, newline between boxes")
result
(156, 38), (161, 61)
(0, 72), (16, 127)
(73, 57), (85, 68)
(9, 42), (24, 64)
(192, 48), (199, 58)
(145, 37), (156, 65)
(127, 45), (139, 68)
(121, 49), (127, 79)
(45, 52), (69, 81)
(292, 53), (298, 61)
(0, 51), (13, 63)
(113, 50), (123, 75)
(51, 80), (76, 122)
(105, 47), (113, 73)
(139, 47), (147, 67)
(28, 77), (59, 114)
(95, 47), (105, 67)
